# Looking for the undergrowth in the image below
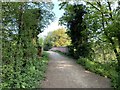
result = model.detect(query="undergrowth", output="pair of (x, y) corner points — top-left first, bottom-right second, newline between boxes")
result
(1, 52), (49, 88)
(77, 57), (118, 89)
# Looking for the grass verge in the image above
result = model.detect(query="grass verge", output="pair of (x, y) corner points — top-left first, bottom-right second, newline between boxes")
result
(37, 51), (49, 88)
(77, 57), (118, 89)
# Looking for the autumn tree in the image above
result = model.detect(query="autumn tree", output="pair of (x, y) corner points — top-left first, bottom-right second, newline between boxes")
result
(44, 28), (71, 50)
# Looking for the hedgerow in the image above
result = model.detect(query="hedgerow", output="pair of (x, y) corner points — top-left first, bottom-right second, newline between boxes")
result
(1, 2), (53, 88)
(1, 51), (49, 88)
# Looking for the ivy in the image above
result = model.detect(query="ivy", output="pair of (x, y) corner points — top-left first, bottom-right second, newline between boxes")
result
(1, 2), (54, 88)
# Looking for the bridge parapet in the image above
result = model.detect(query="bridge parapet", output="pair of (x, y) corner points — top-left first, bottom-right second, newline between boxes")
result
(50, 47), (69, 53)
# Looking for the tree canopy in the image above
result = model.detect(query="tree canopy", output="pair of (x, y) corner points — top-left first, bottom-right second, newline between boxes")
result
(1, 2), (54, 88)
(1, 1), (120, 89)
(44, 28), (71, 50)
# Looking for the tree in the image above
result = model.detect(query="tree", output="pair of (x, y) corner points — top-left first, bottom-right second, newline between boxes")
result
(1, 2), (54, 88)
(59, 2), (90, 59)
(37, 37), (44, 56)
(85, 1), (120, 88)
(44, 28), (71, 50)
(59, 1), (119, 89)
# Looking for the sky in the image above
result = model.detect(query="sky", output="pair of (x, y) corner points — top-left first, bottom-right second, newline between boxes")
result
(38, 0), (118, 38)
(38, 0), (65, 38)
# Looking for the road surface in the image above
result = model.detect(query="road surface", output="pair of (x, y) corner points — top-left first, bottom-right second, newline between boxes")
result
(41, 51), (111, 88)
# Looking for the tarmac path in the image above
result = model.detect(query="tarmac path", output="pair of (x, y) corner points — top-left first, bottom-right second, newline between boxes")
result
(41, 51), (111, 88)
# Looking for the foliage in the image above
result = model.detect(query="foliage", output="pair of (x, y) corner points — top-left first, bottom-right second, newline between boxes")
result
(77, 57), (118, 88)
(59, 2), (90, 59)
(1, 2), (54, 88)
(59, 0), (120, 89)
(1, 51), (49, 88)
(44, 28), (71, 50)
(38, 37), (44, 47)
(84, 1), (120, 89)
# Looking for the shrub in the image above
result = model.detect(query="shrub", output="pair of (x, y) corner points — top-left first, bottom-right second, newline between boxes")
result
(1, 52), (49, 88)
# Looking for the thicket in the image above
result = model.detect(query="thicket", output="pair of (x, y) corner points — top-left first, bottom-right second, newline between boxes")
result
(1, 2), (54, 88)
(59, 1), (120, 89)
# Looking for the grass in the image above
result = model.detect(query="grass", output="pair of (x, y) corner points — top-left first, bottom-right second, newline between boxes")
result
(77, 57), (118, 89)
(38, 51), (49, 88)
